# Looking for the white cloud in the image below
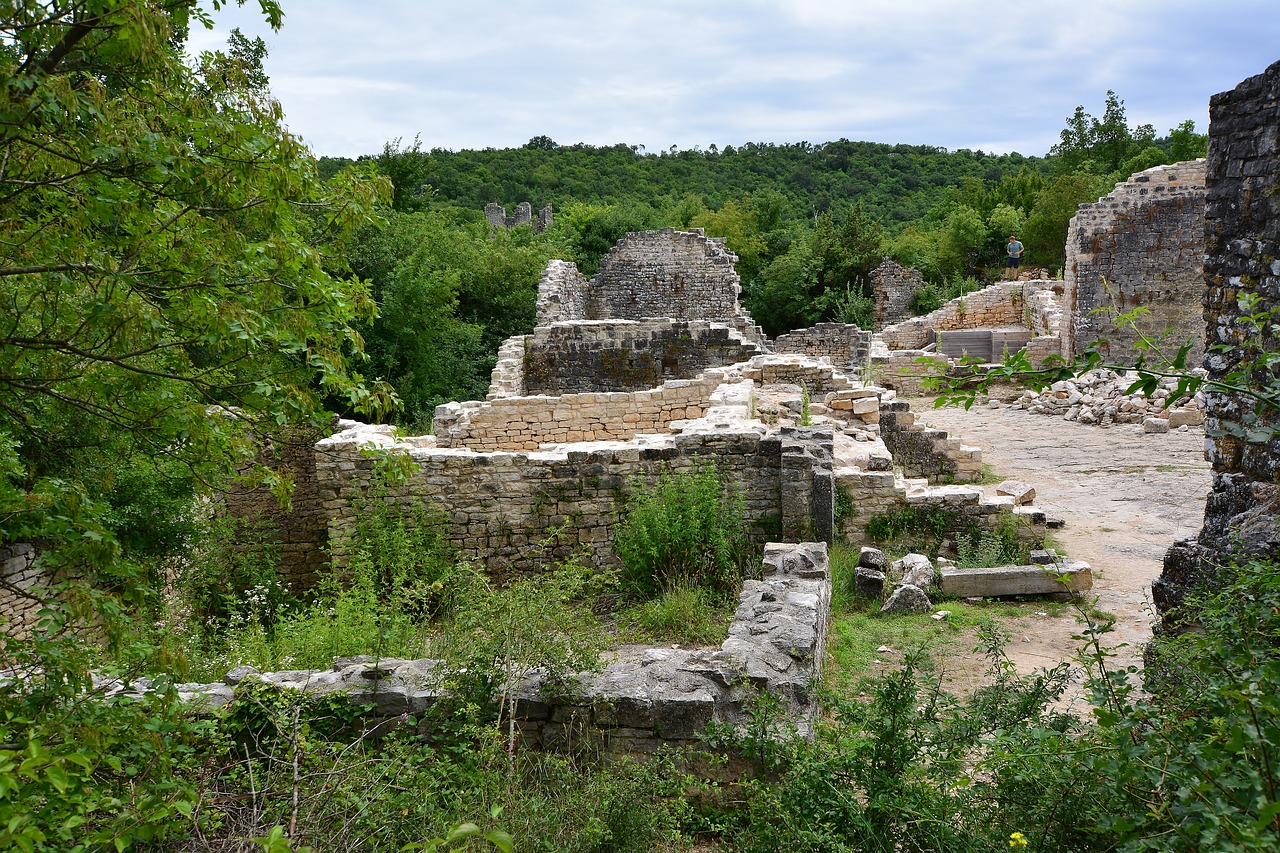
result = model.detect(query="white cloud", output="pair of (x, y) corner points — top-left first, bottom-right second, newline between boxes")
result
(186, 0), (1280, 158)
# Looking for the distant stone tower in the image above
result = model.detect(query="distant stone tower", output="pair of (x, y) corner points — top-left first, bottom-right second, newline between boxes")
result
(484, 202), (553, 233)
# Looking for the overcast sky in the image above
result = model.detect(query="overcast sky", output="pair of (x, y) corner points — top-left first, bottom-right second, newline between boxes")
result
(187, 1), (1280, 159)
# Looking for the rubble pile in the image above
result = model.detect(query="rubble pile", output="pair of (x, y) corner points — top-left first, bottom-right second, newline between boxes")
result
(1013, 369), (1205, 431)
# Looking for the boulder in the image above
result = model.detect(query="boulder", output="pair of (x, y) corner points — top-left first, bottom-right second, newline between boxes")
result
(893, 553), (936, 591)
(854, 567), (886, 601)
(880, 584), (932, 614)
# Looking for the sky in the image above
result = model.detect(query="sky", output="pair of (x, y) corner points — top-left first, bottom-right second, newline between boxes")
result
(187, 1), (1280, 160)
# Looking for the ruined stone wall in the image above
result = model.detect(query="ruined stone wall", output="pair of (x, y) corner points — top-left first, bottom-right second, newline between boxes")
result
(317, 425), (834, 576)
(878, 401), (984, 483)
(521, 320), (763, 396)
(1, 544), (43, 639)
(772, 323), (873, 375)
(484, 202), (553, 233)
(1064, 160), (1207, 365)
(736, 355), (858, 396)
(871, 258), (924, 328)
(435, 372), (724, 451)
(221, 425), (331, 590)
(878, 281), (1052, 351)
(1154, 62), (1280, 621)
(534, 260), (590, 325)
(586, 229), (764, 344)
(176, 542), (832, 753)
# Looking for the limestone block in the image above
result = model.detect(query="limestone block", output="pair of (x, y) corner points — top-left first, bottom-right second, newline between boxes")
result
(995, 481), (1036, 505)
(881, 584), (932, 614)
(940, 559), (1092, 597)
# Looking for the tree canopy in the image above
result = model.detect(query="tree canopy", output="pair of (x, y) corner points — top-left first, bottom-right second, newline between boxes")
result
(0, 0), (394, 575)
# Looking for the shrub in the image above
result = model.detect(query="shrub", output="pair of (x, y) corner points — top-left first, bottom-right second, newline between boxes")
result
(613, 463), (751, 599)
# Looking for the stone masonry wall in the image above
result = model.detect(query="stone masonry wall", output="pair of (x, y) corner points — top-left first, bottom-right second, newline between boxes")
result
(587, 229), (766, 345)
(878, 281), (1056, 351)
(521, 320), (764, 396)
(1, 544), (44, 639)
(221, 425), (331, 591)
(772, 323), (873, 376)
(1064, 160), (1208, 365)
(435, 371), (724, 451)
(1154, 62), (1280, 623)
(316, 424), (835, 576)
(484, 202), (553, 233)
(871, 257), (924, 328)
(534, 260), (590, 326)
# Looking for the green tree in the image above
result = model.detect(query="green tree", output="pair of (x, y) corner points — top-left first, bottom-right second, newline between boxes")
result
(1168, 119), (1209, 161)
(0, 0), (395, 570)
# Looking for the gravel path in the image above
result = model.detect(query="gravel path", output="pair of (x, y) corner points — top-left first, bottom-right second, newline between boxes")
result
(904, 398), (1213, 693)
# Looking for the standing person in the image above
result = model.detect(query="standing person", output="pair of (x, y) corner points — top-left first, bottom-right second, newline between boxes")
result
(1003, 235), (1024, 281)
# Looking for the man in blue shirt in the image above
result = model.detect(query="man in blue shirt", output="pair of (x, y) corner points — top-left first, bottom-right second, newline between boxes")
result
(1003, 235), (1024, 281)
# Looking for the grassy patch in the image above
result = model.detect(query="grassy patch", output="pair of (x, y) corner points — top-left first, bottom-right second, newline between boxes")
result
(613, 583), (737, 646)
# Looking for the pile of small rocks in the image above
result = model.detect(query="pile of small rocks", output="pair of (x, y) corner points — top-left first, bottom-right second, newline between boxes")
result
(1012, 368), (1205, 432)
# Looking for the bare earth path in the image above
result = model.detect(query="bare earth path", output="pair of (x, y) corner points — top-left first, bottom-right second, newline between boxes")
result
(904, 399), (1213, 697)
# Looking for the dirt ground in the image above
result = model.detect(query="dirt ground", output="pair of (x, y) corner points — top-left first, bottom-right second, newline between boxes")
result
(901, 398), (1213, 706)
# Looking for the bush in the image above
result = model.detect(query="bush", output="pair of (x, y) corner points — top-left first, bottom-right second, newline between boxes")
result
(613, 463), (751, 599)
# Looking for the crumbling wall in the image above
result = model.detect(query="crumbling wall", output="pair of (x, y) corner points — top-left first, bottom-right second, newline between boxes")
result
(534, 260), (590, 325)
(484, 202), (553, 233)
(871, 258), (923, 327)
(317, 424), (835, 576)
(435, 371), (724, 451)
(586, 229), (765, 344)
(1064, 160), (1207, 364)
(521, 320), (763, 396)
(772, 323), (873, 376)
(1154, 62), (1280, 623)
(175, 542), (833, 751)
(877, 281), (1054, 351)
(1, 544), (44, 639)
(221, 425), (331, 590)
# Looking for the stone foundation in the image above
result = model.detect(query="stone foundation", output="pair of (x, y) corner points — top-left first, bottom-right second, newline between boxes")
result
(171, 542), (833, 752)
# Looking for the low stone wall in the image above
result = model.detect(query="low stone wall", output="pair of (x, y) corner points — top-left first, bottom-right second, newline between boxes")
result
(878, 401), (983, 483)
(737, 354), (858, 396)
(435, 371), (724, 451)
(878, 281), (1059, 352)
(172, 542), (833, 753)
(317, 421), (835, 576)
(521, 320), (763, 396)
(772, 323), (873, 376)
(871, 350), (952, 397)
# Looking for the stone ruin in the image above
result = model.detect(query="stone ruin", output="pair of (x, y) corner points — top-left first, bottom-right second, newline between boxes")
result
(870, 257), (924, 327)
(869, 159), (1208, 406)
(1154, 60), (1280, 627)
(1064, 160), (1208, 366)
(484, 201), (554, 233)
(142, 224), (1061, 750)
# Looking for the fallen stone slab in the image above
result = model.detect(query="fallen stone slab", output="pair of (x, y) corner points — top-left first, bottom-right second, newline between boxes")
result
(996, 480), (1036, 505)
(939, 559), (1092, 598)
